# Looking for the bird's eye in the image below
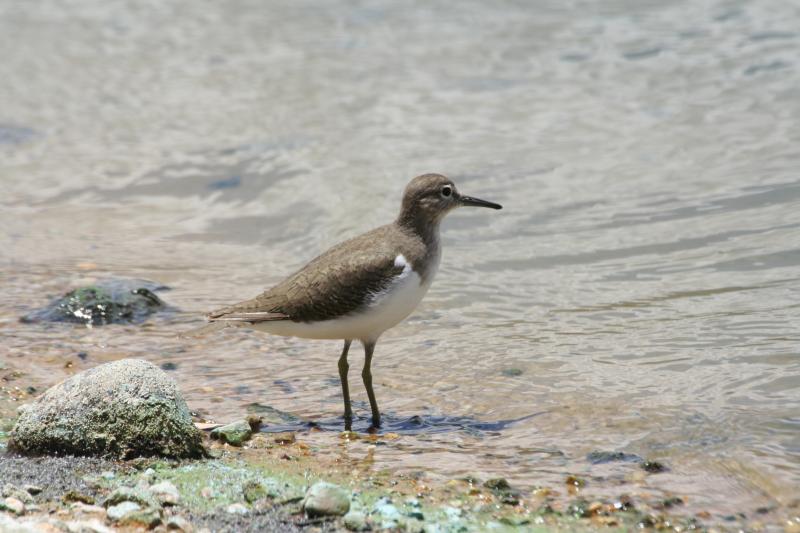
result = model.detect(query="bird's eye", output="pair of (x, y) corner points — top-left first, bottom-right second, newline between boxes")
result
(441, 185), (452, 197)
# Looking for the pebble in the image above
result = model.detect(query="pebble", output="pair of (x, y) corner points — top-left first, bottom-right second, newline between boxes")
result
(3, 484), (34, 504)
(118, 507), (162, 529)
(1, 497), (25, 516)
(242, 481), (268, 503)
(303, 482), (351, 517)
(483, 478), (511, 491)
(69, 502), (107, 515)
(62, 491), (95, 505)
(103, 487), (160, 509)
(443, 506), (462, 521)
(226, 503), (249, 515)
(0, 515), (40, 533)
(150, 481), (181, 506)
(343, 510), (369, 531)
(641, 460), (667, 473)
(272, 432), (296, 445)
(107, 501), (141, 522)
(64, 519), (115, 533)
(372, 496), (403, 527)
(166, 516), (194, 531)
(23, 485), (42, 496)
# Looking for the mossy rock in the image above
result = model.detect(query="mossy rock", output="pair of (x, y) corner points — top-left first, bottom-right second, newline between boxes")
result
(9, 359), (206, 459)
(21, 279), (169, 326)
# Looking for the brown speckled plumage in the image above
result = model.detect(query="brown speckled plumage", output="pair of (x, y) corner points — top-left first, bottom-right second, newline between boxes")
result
(208, 223), (432, 323)
(208, 174), (453, 324)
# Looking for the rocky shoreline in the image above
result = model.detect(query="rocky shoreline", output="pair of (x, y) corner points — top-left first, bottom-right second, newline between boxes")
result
(0, 356), (794, 532)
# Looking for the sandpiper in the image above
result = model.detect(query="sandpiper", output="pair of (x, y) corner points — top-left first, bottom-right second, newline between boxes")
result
(198, 173), (501, 429)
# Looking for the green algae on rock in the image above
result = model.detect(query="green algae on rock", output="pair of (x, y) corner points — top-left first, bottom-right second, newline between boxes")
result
(210, 420), (253, 447)
(9, 359), (206, 459)
(20, 279), (169, 326)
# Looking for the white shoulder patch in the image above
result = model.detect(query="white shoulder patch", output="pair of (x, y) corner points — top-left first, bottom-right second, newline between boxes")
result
(394, 254), (412, 273)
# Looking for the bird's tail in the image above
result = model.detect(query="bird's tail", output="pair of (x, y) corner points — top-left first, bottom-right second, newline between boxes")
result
(178, 321), (246, 339)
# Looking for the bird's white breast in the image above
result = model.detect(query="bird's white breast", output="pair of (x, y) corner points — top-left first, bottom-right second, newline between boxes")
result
(253, 254), (437, 342)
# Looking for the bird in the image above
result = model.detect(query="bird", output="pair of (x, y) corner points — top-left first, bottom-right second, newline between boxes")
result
(195, 173), (502, 430)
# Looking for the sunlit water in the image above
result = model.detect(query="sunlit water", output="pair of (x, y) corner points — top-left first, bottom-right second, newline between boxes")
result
(2, 0), (799, 525)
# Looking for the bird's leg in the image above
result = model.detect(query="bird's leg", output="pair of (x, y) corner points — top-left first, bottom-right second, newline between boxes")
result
(362, 340), (380, 429)
(338, 339), (353, 430)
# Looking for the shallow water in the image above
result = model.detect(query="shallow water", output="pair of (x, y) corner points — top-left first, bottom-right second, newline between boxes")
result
(2, 0), (799, 524)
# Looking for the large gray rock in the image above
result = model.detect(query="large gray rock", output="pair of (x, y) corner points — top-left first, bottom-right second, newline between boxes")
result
(9, 359), (206, 459)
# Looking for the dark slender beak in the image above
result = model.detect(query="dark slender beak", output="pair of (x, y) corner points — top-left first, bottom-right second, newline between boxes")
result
(459, 194), (502, 210)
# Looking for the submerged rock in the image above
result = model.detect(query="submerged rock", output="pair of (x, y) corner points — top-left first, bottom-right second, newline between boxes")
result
(303, 482), (351, 517)
(587, 450), (642, 464)
(641, 460), (668, 473)
(21, 279), (169, 326)
(9, 359), (206, 459)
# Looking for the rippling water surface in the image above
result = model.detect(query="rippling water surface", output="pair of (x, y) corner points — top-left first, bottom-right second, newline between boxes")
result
(2, 0), (799, 524)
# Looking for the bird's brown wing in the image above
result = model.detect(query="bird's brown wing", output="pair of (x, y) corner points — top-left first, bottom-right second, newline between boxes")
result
(208, 228), (407, 323)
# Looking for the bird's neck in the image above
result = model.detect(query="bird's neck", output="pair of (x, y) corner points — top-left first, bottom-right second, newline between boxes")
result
(396, 210), (442, 250)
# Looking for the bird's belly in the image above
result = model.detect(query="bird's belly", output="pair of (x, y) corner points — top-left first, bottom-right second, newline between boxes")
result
(252, 271), (430, 341)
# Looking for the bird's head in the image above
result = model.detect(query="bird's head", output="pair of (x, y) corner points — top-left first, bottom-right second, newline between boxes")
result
(397, 173), (502, 228)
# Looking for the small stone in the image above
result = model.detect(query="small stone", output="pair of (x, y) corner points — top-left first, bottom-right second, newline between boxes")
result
(150, 481), (180, 506)
(23, 485), (43, 496)
(2, 484), (34, 504)
(586, 450), (641, 464)
(100, 471), (115, 480)
(565, 475), (586, 488)
(246, 415), (263, 431)
(1, 497), (25, 515)
(443, 506), (462, 521)
(272, 432), (296, 445)
(641, 460), (667, 473)
(372, 497), (403, 524)
(339, 431), (359, 441)
(107, 501), (141, 522)
(614, 494), (635, 511)
(210, 420), (252, 446)
(119, 507), (162, 529)
(500, 492), (520, 505)
(226, 503), (249, 515)
(63, 491), (95, 505)
(343, 510), (369, 531)
(242, 481), (268, 504)
(483, 478), (511, 491)
(70, 502), (107, 515)
(166, 516), (194, 531)
(103, 487), (159, 509)
(64, 519), (115, 533)
(303, 482), (351, 517)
